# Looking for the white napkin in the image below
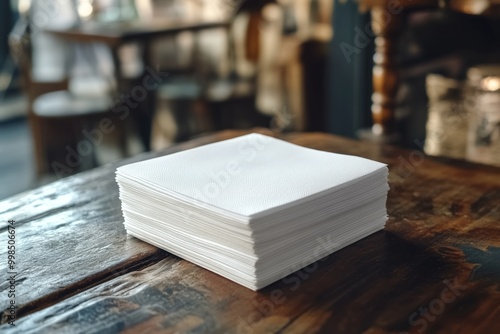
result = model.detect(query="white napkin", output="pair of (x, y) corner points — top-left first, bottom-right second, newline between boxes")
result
(116, 133), (389, 290)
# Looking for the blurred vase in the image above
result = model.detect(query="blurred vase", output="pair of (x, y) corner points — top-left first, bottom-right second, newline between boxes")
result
(465, 65), (500, 166)
(424, 74), (468, 159)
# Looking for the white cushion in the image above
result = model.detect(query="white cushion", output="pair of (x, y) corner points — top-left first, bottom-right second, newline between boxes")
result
(33, 91), (112, 118)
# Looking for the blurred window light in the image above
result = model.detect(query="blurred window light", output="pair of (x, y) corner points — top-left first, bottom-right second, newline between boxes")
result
(18, 0), (31, 15)
(78, 0), (94, 19)
(482, 77), (500, 92)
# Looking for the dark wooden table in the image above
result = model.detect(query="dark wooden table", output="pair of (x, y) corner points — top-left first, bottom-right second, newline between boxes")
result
(45, 19), (229, 48)
(1, 130), (499, 333)
(44, 18), (228, 83)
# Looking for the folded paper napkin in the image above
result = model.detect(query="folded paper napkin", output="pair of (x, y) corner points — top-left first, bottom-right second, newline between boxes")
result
(116, 133), (389, 290)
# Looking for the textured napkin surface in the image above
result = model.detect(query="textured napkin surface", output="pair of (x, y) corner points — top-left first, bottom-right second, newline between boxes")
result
(117, 133), (387, 217)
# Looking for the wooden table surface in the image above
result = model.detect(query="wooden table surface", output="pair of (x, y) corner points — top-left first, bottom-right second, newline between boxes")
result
(1, 130), (499, 333)
(45, 19), (229, 47)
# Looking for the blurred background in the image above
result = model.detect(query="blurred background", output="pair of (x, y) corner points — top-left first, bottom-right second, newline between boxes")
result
(0, 0), (499, 200)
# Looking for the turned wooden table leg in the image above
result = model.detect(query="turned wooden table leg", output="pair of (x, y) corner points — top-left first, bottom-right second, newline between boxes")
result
(370, 7), (404, 137)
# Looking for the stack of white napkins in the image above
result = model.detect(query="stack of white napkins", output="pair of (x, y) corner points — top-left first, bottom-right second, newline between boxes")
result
(116, 133), (389, 290)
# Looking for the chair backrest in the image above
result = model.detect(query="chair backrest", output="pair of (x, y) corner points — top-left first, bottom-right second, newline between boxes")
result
(9, 19), (32, 96)
(9, 18), (68, 104)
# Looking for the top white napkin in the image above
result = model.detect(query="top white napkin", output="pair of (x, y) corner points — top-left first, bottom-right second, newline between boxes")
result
(116, 133), (387, 218)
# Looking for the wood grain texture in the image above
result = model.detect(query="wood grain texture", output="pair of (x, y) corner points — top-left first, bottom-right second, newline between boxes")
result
(1, 130), (499, 333)
(0, 132), (240, 322)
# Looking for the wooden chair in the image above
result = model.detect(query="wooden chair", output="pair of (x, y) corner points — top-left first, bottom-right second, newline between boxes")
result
(150, 13), (259, 145)
(9, 18), (126, 177)
(358, 0), (500, 140)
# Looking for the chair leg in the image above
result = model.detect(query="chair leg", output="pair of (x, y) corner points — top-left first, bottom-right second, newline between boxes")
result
(193, 99), (212, 134)
(80, 119), (99, 169)
(28, 113), (48, 177)
(117, 118), (129, 157)
(133, 110), (152, 151)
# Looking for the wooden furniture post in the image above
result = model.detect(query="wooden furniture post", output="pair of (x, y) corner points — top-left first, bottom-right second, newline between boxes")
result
(370, 6), (404, 137)
(359, 0), (500, 140)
